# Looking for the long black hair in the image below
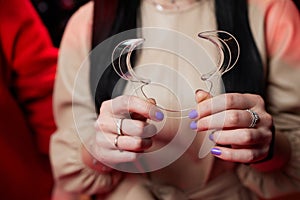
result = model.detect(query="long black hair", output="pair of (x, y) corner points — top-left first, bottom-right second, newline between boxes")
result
(90, 0), (264, 113)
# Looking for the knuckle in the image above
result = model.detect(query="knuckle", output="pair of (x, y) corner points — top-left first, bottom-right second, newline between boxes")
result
(100, 100), (110, 113)
(264, 145), (270, 155)
(97, 119), (106, 131)
(242, 130), (254, 143)
(264, 129), (273, 144)
(264, 113), (273, 127)
(226, 94), (235, 108)
(227, 112), (240, 126)
(255, 95), (265, 107)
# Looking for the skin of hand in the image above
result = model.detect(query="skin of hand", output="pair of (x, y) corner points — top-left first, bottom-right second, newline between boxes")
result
(89, 95), (164, 171)
(84, 91), (290, 173)
(190, 89), (275, 164)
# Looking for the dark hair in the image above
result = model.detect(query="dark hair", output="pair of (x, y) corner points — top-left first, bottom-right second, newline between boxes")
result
(215, 0), (265, 95)
(91, 0), (264, 113)
(293, 0), (300, 10)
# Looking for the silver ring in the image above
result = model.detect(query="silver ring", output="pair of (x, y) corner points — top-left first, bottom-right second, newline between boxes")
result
(114, 135), (122, 151)
(246, 109), (260, 128)
(116, 118), (124, 136)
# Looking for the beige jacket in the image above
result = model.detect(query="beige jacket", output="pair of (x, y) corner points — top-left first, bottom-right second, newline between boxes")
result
(50, 0), (300, 199)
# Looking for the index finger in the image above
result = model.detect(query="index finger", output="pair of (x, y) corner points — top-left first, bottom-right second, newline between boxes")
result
(100, 95), (164, 121)
(195, 93), (258, 119)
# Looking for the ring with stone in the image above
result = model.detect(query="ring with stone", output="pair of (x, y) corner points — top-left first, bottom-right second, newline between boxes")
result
(246, 109), (260, 128)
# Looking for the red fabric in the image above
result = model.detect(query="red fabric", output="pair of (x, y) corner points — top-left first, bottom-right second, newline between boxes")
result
(0, 0), (57, 199)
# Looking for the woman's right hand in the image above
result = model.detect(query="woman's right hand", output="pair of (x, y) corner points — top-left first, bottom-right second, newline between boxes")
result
(90, 95), (164, 171)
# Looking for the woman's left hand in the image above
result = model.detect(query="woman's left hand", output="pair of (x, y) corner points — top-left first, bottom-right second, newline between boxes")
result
(189, 90), (274, 163)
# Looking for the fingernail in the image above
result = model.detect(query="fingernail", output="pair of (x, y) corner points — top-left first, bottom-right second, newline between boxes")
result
(195, 89), (205, 94)
(143, 124), (158, 138)
(142, 138), (153, 148)
(209, 133), (214, 141)
(155, 111), (164, 121)
(190, 121), (197, 130)
(147, 98), (156, 105)
(188, 109), (198, 119)
(211, 148), (221, 156)
(149, 107), (164, 121)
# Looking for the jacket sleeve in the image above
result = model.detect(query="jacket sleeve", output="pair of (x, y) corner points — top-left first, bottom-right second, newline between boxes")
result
(237, 0), (300, 198)
(50, 2), (122, 195)
(0, 0), (57, 154)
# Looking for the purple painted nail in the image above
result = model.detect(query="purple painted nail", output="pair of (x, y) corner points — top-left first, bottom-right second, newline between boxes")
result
(209, 133), (214, 141)
(211, 148), (221, 156)
(188, 109), (198, 119)
(190, 121), (197, 130)
(155, 111), (164, 121)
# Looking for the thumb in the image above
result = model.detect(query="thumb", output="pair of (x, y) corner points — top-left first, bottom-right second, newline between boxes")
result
(195, 89), (211, 103)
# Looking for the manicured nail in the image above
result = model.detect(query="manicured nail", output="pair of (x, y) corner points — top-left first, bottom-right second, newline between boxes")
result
(209, 133), (214, 141)
(211, 148), (221, 156)
(188, 109), (198, 119)
(155, 111), (164, 121)
(190, 121), (197, 130)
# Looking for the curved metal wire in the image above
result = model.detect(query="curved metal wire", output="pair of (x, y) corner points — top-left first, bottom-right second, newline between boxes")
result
(111, 30), (240, 118)
(111, 30), (240, 159)
(198, 30), (240, 94)
(112, 38), (150, 83)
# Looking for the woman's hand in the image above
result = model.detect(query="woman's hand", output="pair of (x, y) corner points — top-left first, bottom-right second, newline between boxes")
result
(189, 90), (274, 163)
(90, 95), (164, 171)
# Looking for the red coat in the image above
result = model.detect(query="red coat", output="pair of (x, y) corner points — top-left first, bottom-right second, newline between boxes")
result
(0, 0), (57, 199)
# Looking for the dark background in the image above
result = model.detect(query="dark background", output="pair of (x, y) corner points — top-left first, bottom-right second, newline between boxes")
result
(30, 1), (300, 200)
(31, 0), (299, 48)
(31, 0), (89, 47)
